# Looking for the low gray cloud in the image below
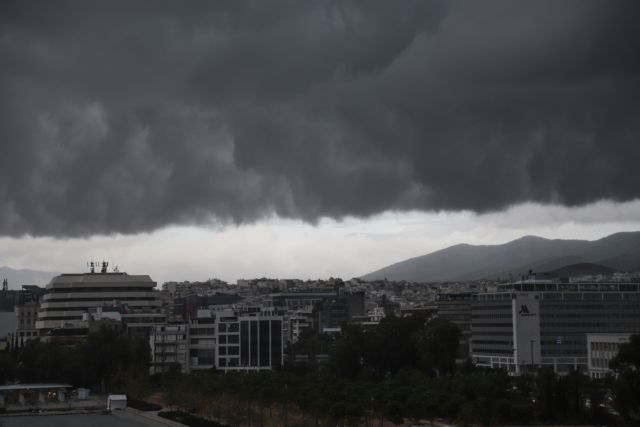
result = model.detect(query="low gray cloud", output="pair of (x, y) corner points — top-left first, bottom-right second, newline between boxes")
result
(1, 0), (639, 236)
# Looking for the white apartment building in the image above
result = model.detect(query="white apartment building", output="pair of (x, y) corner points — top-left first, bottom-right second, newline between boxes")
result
(587, 333), (631, 379)
(14, 302), (39, 348)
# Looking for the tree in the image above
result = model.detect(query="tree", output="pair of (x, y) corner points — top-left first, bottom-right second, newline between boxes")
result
(413, 318), (461, 376)
(0, 352), (16, 384)
(611, 334), (640, 424)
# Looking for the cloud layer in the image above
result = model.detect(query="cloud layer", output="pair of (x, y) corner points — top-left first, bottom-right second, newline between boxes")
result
(1, 0), (639, 236)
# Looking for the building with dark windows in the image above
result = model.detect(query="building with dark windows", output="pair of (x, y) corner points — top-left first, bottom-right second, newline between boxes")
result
(173, 294), (243, 321)
(471, 280), (640, 374)
(314, 291), (365, 333)
(271, 289), (338, 310)
(437, 293), (472, 362)
(216, 309), (283, 371)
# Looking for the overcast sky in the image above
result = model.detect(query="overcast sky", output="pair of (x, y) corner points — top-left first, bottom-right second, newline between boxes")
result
(1, 1), (639, 283)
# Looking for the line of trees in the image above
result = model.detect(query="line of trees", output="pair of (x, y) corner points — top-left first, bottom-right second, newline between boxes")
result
(3, 316), (640, 425)
(0, 327), (150, 395)
(157, 315), (629, 426)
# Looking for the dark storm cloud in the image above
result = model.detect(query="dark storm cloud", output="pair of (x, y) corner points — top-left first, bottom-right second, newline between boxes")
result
(0, 0), (639, 236)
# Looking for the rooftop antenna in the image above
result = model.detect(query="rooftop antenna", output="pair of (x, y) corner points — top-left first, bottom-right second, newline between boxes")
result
(2, 278), (7, 292)
(101, 261), (109, 274)
(113, 265), (119, 273)
(87, 261), (96, 274)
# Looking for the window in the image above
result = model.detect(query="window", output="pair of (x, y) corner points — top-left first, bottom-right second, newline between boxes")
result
(240, 321), (249, 366)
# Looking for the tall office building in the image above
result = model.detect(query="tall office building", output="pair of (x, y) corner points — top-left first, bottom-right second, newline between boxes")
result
(37, 264), (165, 338)
(471, 280), (640, 374)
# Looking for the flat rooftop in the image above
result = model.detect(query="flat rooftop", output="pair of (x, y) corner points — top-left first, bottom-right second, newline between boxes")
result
(0, 383), (73, 392)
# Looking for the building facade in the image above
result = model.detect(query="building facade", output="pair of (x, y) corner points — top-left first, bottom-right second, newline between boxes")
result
(437, 293), (472, 363)
(150, 308), (284, 374)
(217, 310), (284, 371)
(587, 333), (631, 379)
(471, 281), (640, 374)
(36, 270), (165, 340)
(150, 323), (189, 373)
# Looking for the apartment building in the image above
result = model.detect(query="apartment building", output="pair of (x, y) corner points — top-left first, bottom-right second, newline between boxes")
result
(150, 307), (284, 373)
(587, 333), (631, 378)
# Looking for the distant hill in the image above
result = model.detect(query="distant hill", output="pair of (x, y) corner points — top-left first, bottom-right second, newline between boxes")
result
(0, 266), (58, 289)
(546, 262), (617, 277)
(361, 231), (640, 282)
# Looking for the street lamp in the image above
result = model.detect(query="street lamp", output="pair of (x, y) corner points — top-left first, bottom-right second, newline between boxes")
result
(530, 339), (536, 370)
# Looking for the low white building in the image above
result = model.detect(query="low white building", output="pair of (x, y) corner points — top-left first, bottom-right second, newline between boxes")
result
(107, 394), (127, 410)
(587, 333), (631, 378)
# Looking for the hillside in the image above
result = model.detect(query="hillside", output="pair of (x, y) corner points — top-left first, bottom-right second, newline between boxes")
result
(361, 231), (640, 282)
(0, 266), (58, 289)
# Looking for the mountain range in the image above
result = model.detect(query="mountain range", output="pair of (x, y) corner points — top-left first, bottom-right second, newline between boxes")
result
(361, 231), (640, 282)
(0, 266), (58, 289)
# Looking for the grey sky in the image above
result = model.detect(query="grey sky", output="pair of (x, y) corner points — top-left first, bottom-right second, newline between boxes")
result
(1, 1), (639, 237)
(1, 1), (639, 281)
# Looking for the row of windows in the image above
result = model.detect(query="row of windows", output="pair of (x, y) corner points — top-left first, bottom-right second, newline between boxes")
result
(541, 322), (611, 328)
(191, 328), (215, 335)
(590, 341), (624, 351)
(591, 358), (613, 368)
(219, 335), (239, 344)
(542, 302), (640, 309)
(218, 346), (240, 356)
(38, 316), (83, 321)
(218, 323), (240, 333)
(539, 340), (583, 346)
(48, 287), (154, 293)
(541, 313), (640, 319)
(472, 348), (513, 355)
(472, 322), (513, 327)
(472, 339), (513, 345)
(473, 330), (513, 337)
(44, 297), (157, 303)
(218, 357), (240, 367)
(472, 314), (512, 319)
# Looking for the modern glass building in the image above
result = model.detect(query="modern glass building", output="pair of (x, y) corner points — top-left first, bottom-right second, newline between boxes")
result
(471, 280), (640, 374)
(216, 309), (284, 371)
